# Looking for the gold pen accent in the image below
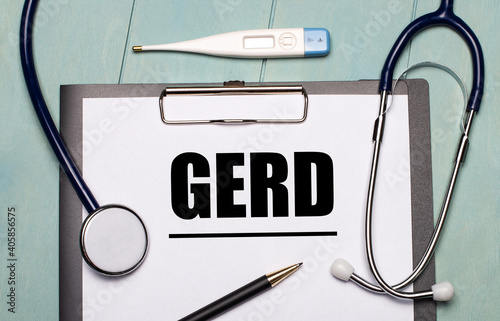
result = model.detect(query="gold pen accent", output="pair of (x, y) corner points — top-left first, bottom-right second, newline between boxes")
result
(266, 262), (302, 287)
(132, 46), (142, 52)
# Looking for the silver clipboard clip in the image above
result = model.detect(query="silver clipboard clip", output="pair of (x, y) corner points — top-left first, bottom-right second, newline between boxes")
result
(158, 80), (308, 124)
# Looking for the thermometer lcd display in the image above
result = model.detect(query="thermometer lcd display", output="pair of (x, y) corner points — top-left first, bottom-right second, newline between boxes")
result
(243, 37), (275, 49)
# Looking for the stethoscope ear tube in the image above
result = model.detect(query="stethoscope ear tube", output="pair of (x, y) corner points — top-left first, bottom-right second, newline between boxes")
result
(369, 0), (485, 299)
(378, 0), (484, 112)
(333, 0), (485, 300)
(20, 0), (99, 213)
(21, 0), (149, 275)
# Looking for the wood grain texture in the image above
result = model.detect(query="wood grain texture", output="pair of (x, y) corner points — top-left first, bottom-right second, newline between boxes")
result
(407, 1), (500, 320)
(0, 1), (134, 320)
(0, 0), (498, 320)
(122, 0), (273, 83)
(265, 0), (416, 81)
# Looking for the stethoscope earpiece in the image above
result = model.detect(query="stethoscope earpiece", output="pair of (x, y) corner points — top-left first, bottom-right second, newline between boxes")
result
(431, 282), (454, 301)
(80, 205), (149, 276)
(330, 260), (454, 301)
(330, 258), (354, 282)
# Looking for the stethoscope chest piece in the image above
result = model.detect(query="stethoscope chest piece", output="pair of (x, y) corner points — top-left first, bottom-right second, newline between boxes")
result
(80, 205), (149, 276)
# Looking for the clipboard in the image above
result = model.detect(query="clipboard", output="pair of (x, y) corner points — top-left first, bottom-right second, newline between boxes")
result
(59, 80), (436, 320)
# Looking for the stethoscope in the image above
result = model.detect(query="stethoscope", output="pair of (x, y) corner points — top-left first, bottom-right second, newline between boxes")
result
(20, 0), (148, 276)
(21, 0), (484, 295)
(331, 0), (484, 302)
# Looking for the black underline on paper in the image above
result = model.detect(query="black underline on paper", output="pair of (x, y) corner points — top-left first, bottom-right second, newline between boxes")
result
(169, 231), (337, 239)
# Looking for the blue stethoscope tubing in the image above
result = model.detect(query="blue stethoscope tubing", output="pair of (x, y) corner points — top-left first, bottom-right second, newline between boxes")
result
(332, 0), (484, 301)
(20, 0), (99, 214)
(20, 0), (148, 276)
(380, 0), (484, 111)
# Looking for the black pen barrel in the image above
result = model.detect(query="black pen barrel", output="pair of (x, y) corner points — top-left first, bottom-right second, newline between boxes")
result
(179, 275), (271, 321)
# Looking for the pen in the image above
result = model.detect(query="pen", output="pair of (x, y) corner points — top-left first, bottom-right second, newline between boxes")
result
(179, 263), (302, 321)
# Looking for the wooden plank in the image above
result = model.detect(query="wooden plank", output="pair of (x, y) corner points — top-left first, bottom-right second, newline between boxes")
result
(264, 0), (417, 81)
(0, 1), (134, 320)
(1, 1), (498, 320)
(122, 0), (273, 84)
(406, 1), (500, 320)
(265, 1), (500, 320)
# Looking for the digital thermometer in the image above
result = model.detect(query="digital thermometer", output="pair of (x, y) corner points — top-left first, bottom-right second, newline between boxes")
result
(132, 28), (330, 58)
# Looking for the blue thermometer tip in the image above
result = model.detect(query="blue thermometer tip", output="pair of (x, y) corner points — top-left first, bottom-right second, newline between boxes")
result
(304, 28), (330, 57)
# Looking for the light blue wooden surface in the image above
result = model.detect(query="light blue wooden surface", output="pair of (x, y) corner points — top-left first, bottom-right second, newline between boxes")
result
(1, 0), (498, 320)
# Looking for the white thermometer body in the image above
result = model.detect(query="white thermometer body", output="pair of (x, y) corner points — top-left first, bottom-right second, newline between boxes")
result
(133, 28), (330, 58)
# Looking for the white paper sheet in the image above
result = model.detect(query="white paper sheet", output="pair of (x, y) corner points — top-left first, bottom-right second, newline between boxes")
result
(81, 93), (414, 320)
